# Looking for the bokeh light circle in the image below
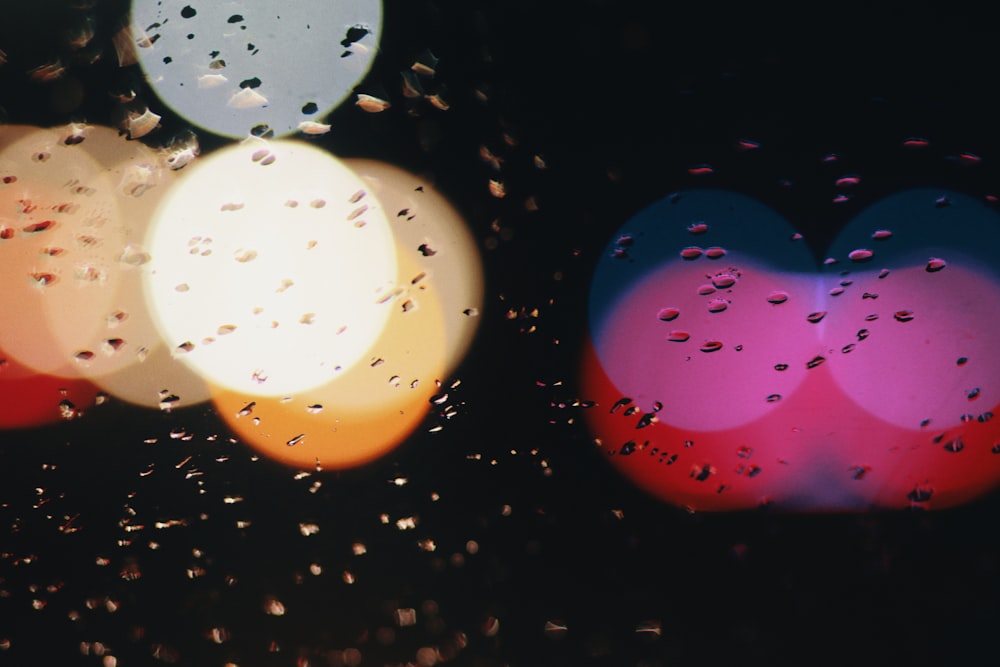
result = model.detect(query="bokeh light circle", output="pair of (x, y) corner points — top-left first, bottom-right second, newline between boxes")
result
(0, 124), (212, 410)
(213, 159), (484, 468)
(584, 188), (1000, 510)
(0, 125), (124, 378)
(131, 0), (382, 138)
(142, 139), (398, 398)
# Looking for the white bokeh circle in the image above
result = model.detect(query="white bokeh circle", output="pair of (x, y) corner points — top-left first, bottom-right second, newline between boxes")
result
(131, 0), (382, 138)
(142, 138), (397, 396)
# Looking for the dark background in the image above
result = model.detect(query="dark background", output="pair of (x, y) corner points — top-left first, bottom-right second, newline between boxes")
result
(3, 1), (1000, 665)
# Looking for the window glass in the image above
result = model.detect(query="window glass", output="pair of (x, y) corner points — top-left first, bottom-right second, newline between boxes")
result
(2, 2), (999, 664)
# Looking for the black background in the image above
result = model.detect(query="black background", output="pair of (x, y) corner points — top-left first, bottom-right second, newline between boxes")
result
(3, 1), (1000, 665)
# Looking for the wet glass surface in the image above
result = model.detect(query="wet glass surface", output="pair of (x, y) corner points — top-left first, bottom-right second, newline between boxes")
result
(3, 1), (1000, 664)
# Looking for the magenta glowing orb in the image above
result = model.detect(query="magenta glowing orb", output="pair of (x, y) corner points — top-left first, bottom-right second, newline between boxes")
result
(583, 188), (1000, 511)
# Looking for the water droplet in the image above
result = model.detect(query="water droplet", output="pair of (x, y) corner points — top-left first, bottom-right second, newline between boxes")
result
(657, 307), (680, 321)
(119, 244), (151, 266)
(545, 620), (569, 639)
(687, 164), (715, 176)
(636, 412), (656, 429)
(893, 310), (915, 322)
(902, 137), (929, 149)
(705, 247), (727, 259)
(908, 484), (934, 503)
(711, 273), (737, 289)
(106, 311), (128, 328)
(690, 464), (714, 481)
(925, 257), (947, 272)
(967, 387), (981, 401)
(237, 402), (256, 418)
(850, 465), (871, 480)
(667, 330), (690, 342)
(829, 286), (845, 297)
(707, 298), (728, 313)
(31, 272), (57, 287)
(864, 313), (879, 321)
(806, 311), (827, 323)
(23, 220), (55, 233)
(680, 246), (703, 260)
(841, 343), (856, 353)
(943, 437), (964, 453)
(766, 393), (781, 403)
(935, 196), (951, 208)
(871, 229), (893, 240)
(58, 399), (77, 419)
(766, 291), (788, 305)
(957, 357), (969, 366)
(697, 284), (717, 296)
(687, 222), (709, 235)
(298, 121), (331, 135)
(75, 350), (94, 362)
(774, 363), (788, 371)
(806, 355), (825, 369)
(835, 175), (862, 187)
(610, 397), (633, 414)
(857, 329), (870, 340)
(736, 138), (761, 151)
(878, 268), (890, 279)
(849, 248), (874, 262)
(700, 341), (723, 353)
(286, 434), (305, 447)
(75, 265), (104, 283)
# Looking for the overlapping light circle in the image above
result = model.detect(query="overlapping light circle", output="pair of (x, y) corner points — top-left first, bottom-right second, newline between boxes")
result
(213, 159), (484, 468)
(0, 125), (125, 378)
(0, 124), (209, 421)
(131, 0), (382, 138)
(584, 188), (1000, 510)
(142, 139), (398, 398)
(1, 123), (483, 467)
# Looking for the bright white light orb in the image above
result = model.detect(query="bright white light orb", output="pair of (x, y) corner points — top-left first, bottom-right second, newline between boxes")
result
(143, 138), (397, 396)
(131, 0), (382, 138)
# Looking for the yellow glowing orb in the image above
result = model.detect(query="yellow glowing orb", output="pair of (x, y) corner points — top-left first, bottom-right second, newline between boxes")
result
(214, 159), (484, 468)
